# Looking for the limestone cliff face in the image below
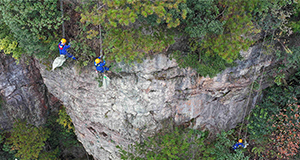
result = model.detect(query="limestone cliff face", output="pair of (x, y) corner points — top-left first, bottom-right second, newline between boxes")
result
(0, 53), (60, 130)
(38, 45), (275, 160)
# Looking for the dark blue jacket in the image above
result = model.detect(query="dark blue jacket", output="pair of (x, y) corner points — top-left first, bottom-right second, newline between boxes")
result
(232, 142), (245, 150)
(58, 42), (76, 60)
(58, 42), (70, 55)
(94, 56), (109, 73)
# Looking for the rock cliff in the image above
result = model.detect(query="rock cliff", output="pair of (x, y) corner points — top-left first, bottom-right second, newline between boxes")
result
(37, 45), (275, 159)
(0, 53), (60, 130)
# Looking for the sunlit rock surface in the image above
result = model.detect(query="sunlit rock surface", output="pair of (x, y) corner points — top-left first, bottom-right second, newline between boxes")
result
(38, 45), (275, 160)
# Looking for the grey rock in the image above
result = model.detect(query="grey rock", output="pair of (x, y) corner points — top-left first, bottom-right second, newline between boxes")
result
(37, 45), (275, 160)
(0, 53), (61, 129)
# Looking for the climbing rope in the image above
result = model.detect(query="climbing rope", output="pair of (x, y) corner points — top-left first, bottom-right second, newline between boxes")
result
(238, 29), (269, 141)
(98, 2), (103, 57)
(99, 24), (102, 56)
(60, 0), (65, 38)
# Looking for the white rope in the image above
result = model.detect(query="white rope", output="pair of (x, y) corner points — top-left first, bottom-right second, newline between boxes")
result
(98, 2), (103, 57)
(99, 24), (102, 56)
(238, 30), (268, 140)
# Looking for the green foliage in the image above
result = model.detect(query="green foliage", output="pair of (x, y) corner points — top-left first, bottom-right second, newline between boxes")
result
(118, 126), (252, 160)
(171, 0), (296, 76)
(38, 148), (60, 160)
(0, 96), (3, 110)
(78, 0), (182, 63)
(118, 127), (212, 159)
(247, 68), (300, 159)
(169, 0), (235, 77)
(56, 106), (75, 132)
(274, 73), (286, 86)
(45, 108), (83, 159)
(81, 0), (187, 29)
(95, 74), (103, 87)
(171, 46), (232, 78)
(201, 0), (259, 63)
(289, 3), (300, 33)
(77, 0), (298, 76)
(0, 134), (16, 160)
(214, 130), (250, 160)
(251, 146), (265, 157)
(273, 46), (300, 86)
(110, 62), (123, 73)
(6, 120), (50, 160)
(104, 28), (175, 63)
(175, 0), (224, 38)
(0, 21), (23, 61)
(68, 23), (97, 67)
(0, 36), (23, 60)
(0, 0), (62, 59)
(280, 46), (300, 69)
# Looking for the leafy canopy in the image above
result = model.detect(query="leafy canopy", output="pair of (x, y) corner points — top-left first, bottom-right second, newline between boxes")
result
(6, 120), (50, 160)
(0, 0), (62, 59)
(79, 0), (186, 63)
(118, 127), (212, 159)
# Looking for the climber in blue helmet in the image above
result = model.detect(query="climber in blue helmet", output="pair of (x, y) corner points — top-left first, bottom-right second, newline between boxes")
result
(94, 56), (110, 73)
(232, 139), (247, 150)
(58, 38), (76, 60)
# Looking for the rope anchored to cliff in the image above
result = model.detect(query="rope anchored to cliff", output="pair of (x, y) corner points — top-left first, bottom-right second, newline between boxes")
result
(235, 26), (270, 150)
(60, 0), (65, 38)
(52, 0), (76, 71)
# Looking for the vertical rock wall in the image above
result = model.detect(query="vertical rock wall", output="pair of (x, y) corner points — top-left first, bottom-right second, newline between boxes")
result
(38, 45), (275, 160)
(0, 53), (60, 130)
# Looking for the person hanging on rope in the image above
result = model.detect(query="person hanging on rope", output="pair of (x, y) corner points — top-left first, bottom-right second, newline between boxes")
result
(232, 139), (248, 150)
(94, 56), (110, 73)
(58, 38), (76, 60)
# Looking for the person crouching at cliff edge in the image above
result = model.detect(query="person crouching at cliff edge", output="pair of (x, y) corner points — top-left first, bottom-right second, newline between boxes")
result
(58, 38), (76, 60)
(232, 139), (247, 150)
(94, 56), (110, 73)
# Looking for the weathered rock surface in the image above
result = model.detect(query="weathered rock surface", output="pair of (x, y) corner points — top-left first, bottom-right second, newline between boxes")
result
(38, 45), (276, 160)
(0, 53), (60, 130)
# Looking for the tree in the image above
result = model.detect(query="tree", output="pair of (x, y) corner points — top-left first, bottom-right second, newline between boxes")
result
(0, 21), (23, 61)
(6, 120), (50, 160)
(248, 62), (300, 159)
(0, 0), (62, 59)
(78, 0), (187, 63)
(118, 127), (213, 159)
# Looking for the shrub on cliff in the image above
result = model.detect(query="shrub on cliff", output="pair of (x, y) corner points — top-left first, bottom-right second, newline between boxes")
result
(6, 120), (51, 160)
(0, 21), (23, 62)
(78, 0), (185, 63)
(117, 127), (213, 159)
